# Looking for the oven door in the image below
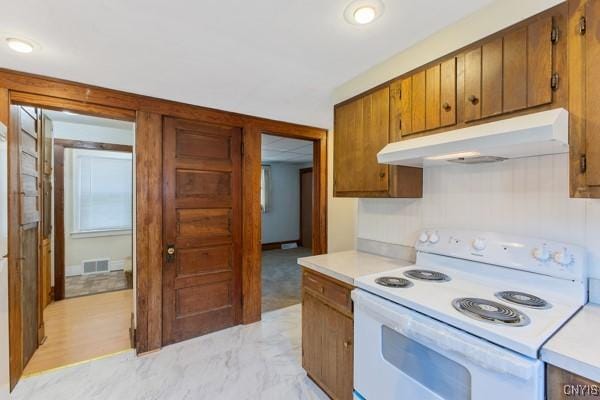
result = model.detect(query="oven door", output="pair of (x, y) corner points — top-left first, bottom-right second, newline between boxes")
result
(352, 289), (543, 400)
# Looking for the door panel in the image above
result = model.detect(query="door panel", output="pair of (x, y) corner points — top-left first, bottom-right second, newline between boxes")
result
(527, 16), (553, 107)
(162, 117), (242, 345)
(425, 65), (441, 130)
(464, 47), (482, 122)
(586, 0), (600, 186)
(411, 71), (426, 132)
(8, 105), (42, 390)
(503, 27), (528, 112)
(481, 38), (504, 118)
(440, 58), (457, 127)
(333, 98), (362, 193)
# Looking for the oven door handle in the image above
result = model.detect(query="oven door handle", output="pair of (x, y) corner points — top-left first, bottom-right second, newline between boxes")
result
(353, 289), (541, 381)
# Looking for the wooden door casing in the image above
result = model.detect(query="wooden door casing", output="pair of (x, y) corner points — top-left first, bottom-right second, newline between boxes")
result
(162, 117), (243, 345)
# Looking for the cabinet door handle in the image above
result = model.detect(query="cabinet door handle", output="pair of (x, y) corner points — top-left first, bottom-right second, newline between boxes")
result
(379, 172), (386, 178)
(442, 102), (451, 111)
(468, 95), (478, 104)
(343, 340), (352, 348)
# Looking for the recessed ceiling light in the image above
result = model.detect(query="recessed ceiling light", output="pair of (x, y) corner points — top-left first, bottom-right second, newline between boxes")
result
(354, 7), (376, 24)
(344, 0), (384, 26)
(6, 38), (34, 53)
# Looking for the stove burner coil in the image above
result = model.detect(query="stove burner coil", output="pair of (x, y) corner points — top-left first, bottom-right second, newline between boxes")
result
(403, 269), (451, 282)
(452, 297), (530, 327)
(495, 291), (551, 309)
(375, 276), (413, 288)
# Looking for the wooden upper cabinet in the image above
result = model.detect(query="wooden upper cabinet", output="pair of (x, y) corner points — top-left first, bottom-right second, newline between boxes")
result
(569, 0), (600, 197)
(503, 27), (528, 112)
(391, 57), (457, 137)
(527, 16), (554, 108)
(583, 0), (600, 188)
(440, 58), (457, 127)
(334, 86), (422, 198)
(464, 15), (556, 123)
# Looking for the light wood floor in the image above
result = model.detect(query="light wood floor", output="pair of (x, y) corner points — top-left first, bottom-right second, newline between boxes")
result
(23, 289), (133, 376)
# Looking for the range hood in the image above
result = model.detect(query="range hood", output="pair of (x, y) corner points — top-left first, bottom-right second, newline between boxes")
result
(378, 108), (569, 167)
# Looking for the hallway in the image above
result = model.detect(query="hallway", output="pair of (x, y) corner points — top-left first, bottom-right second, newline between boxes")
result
(22, 289), (133, 376)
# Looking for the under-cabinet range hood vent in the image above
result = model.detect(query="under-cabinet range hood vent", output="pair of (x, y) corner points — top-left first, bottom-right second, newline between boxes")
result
(378, 108), (569, 167)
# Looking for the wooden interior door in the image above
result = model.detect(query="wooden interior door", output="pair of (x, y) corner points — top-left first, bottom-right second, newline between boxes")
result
(162, 117), (242, 345)
(8, 105), (42, 389)
(300, 168), (313, 249)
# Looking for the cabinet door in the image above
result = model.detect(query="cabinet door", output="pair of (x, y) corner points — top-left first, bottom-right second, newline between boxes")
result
(527, 16), (553, 107)
(503, 27), (528, 112)
(440, 58), (457, 127)
(481, 38), (503, 118)
(362, 87), (391, 193)
(321, 305), (353, 400)
(411, 71), (426, 133)
(425, 65), (441, 130)
(333, 97), (363, 193)
(585, 0), (600, 187)
(334, 87), (390, 195)
(464, 47), (482, 122)
(302, 291), (324, 382)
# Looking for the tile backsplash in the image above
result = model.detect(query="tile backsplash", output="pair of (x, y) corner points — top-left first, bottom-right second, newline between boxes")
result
(357, 153), (600, 280)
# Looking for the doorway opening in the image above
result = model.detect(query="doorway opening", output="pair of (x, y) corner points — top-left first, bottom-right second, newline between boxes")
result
(260, 134), (314, 314)
(9, 106), (135, 380)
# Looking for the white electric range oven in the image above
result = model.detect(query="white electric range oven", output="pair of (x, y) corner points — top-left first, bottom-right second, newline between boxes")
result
(353, 229), (587, 400)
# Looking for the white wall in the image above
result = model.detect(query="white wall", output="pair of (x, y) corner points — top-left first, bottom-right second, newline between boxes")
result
(262, 162), (306, 244)
(53, 121), (134, 145)
(63, 148), (133, 275)
(358, 154), (600, 278)
(333, 0), (600, 278)
(327, 131), (357, 252)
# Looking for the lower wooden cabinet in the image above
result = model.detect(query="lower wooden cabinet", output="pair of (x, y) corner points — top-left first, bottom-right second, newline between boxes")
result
(302, 269), (354, 400)
(547, 364), (600, 400)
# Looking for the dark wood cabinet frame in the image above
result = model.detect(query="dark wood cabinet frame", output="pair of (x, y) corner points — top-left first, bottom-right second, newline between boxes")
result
(0, 68), (327, 386)
(52, 139), (133, 301)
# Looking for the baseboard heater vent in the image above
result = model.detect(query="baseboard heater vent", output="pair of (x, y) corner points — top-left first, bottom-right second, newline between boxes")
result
(82, 258), (110, 274)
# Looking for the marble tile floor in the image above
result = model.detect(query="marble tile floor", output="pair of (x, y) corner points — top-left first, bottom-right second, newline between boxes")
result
(11, 304), (328, 400)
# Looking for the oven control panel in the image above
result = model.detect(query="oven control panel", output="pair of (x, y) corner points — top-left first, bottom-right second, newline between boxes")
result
(416, 229), (586, 282)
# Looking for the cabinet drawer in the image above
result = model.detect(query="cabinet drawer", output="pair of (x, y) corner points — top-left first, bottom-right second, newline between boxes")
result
(303, 270), (352, 315)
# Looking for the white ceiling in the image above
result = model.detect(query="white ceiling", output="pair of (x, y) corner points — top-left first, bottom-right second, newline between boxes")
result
(1, 0), (493, 128)
(262, 134), (312, 163)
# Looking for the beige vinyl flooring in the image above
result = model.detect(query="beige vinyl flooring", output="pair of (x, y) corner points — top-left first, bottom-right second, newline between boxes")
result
(22, 289), (133, 376)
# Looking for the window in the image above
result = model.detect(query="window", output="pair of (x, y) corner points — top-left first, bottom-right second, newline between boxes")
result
(260, 165), (271, 213)
(73, 150), (133, 233)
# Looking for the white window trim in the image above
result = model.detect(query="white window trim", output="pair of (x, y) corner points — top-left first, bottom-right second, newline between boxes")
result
(72, 149), (133, 234)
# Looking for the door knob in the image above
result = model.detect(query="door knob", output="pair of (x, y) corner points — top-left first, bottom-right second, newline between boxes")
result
(166, 244), (176, 262)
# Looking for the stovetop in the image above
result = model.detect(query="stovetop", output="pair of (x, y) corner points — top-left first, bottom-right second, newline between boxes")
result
(355, 229), (587, 358)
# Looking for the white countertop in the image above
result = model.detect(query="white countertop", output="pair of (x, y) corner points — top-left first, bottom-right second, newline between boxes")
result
(541, 304), (600, 382)
(297, 250), (413, 286)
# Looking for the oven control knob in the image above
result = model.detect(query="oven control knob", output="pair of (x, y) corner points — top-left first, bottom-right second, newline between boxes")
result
(428, 232), (440, 244)
(472, 238), (486, 251)
(418, 232), (430, 243)
(553, 248), (573, 266)
(533, 247), (550, 262)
